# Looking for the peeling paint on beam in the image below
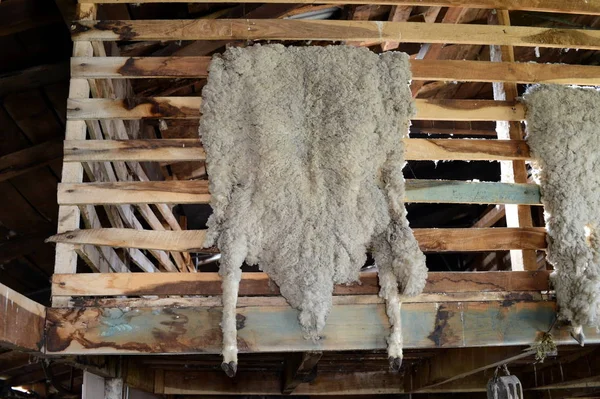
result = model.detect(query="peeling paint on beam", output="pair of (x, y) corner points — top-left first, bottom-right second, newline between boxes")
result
(45, 301), (600, 355)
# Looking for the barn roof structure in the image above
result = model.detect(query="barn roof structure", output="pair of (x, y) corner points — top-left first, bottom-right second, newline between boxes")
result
(1, 0), (600, 397)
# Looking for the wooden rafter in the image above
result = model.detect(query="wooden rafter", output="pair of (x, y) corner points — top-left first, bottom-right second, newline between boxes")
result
(66, 97), (526, 121)
(63, 138), (531, 162)
(69, 20), (600, 50)
(78, 0), (600, 16)
(71, 57), (600, 85)
(46, 227), (547, 252)
(51, 270), (552, 297)
(0, 282), (45, 352)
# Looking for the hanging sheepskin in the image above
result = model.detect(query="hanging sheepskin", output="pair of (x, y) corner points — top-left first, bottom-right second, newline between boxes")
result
(200, 44), (427, 376)
(523, 85), (600, 343)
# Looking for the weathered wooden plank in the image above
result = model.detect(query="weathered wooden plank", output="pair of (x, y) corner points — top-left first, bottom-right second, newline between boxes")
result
(64, 139), (205, 162)
(0, 283), (45, 352)
(46, 227), (548, 252)
(64, 138), (530, 162)
(161, 370), (405, 395)
(71, 57), (600, 86)
(44, 300), (600, 355)
(70, 20), (600, 50)
(57, 180), (541, 205)
(79, 0), (600, 16)
(67, 97), (525, 121)
(282, 351), (323, 394)
(52, 270), (551, 297)
(58, 180), (211, 205)
(68, 291), (546, 308)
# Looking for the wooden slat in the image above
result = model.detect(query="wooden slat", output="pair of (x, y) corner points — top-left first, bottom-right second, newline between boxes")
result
(64, 139), (206, 162)
(67, 97), (525, 121)
(46, 227), (548, 252)
(63, 138), (530, 162)
(78, 0), (600, 16)
(45, 301), (600, 355)
(1, 282), (45, 352)
(57, 180), (541, 205)
(70, 20), (600, 50)
(51, 270), (552, 297)
(71, 57), (600, 86)
(68, 291), (545, 308)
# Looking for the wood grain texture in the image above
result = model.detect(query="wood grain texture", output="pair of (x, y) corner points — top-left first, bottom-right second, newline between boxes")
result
(64, 138), (530, 162)
(67, 97), (525, 121)
(71, 57), (600, 86)
(0, 283), (45, 352)
(46, 227), (548, 252)
(70, 20), (600, 50)
(58, 181), (211, 205)
(52, 270), (551, 297)
(57, 179), (541, 205)
(79, 0), (600, 16)
(64, 139), (205, 162)
(44, 301), (600, 355)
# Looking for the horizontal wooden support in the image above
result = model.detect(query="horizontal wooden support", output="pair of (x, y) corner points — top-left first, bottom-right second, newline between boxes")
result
(46, 227), (548, 252)
(52, 270), (551, 297)
(0, 138), (63, 183)
(70, 20), (600, 50)
(57, 180), (541, 205)
(78, 0), (600, 16)
(63, 138), (531, 162)
(72, 57), (600, 86)
(45, 300), (600, 355)
(1, 282), (45, 352)
(67, 97), (525, 121)
(159, 370), (406, 396)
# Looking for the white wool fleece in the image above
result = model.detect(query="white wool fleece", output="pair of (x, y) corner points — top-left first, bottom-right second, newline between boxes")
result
(523, 85), (600, 331)
(200, 44), (428, 363)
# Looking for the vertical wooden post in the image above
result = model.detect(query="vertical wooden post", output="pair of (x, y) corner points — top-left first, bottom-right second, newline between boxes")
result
(489, 9), (537, 271)
(52, 3), (97, 307)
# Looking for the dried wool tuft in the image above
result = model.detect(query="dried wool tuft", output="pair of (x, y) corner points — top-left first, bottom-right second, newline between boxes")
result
(200, 45), (427, 373)
(523, 85), (600, 339)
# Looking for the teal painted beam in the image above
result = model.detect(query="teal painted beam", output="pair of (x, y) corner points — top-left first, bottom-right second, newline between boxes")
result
(45, 300), (597, 355)
(405, 180), (541, 205)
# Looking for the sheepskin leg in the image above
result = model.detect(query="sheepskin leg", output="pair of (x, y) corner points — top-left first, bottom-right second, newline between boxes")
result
(221, 271), (241, 377)
(378, 264), (404, 371)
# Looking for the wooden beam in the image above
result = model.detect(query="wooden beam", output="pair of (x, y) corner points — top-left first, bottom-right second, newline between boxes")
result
(520, 348), (600, 390)
(406, 347), (535, 392)
(56, 179), (541, 206)
(282, 351), (323, 394)
(46, 227), (548, 252)
(72, 0), (600, 16)
(381, 6), (412, 51)
(473, 205), (506, 228)
(0, 62), (69, 97)
(44, 300), (600, 355)
(71, 57), (600, 86)
(63, 138), (530, 162)
(0, 138), (63, 183)
(69, 20), (600, 50)
(0, 0), (62, 36)
(411, 7), (468, 97)
(67, 97), (525, 121)
(0, 282), (45, 352)
(490, 10), (537, 272)
(51, 270), (552, 297)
